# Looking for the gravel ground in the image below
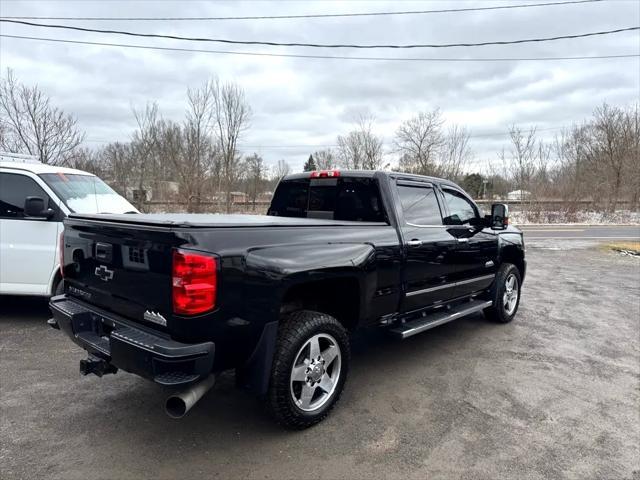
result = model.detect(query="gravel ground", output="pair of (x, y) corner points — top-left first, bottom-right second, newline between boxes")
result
(1, 243), (639, 480)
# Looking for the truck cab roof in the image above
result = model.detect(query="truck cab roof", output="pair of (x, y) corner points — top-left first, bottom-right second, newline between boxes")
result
(282, 169), (460, 189)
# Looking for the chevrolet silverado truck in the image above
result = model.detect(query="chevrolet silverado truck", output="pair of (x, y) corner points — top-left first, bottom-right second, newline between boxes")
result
(49, 170), (525, 429)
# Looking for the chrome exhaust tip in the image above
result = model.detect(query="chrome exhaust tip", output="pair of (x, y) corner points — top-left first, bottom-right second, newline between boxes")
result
(165, 375), (216, 419)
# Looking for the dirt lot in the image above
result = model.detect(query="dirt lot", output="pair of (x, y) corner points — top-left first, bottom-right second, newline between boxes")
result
(1, 243), (639, 480)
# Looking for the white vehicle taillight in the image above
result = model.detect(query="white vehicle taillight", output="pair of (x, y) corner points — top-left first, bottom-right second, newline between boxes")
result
(59, 230), (65, 278)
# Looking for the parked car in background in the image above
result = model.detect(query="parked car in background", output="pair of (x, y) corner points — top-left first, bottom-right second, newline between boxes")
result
(0, 152), (137, 297)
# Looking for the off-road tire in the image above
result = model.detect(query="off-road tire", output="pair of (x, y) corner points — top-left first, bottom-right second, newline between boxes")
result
(267, 310), (350, 429)
(484, 263), (521, 323)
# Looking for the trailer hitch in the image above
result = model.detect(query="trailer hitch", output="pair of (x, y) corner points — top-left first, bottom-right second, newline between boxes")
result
(80, 355), (118, 377)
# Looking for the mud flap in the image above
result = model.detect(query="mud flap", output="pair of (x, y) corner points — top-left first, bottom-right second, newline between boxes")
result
(236, 321), (278, 395)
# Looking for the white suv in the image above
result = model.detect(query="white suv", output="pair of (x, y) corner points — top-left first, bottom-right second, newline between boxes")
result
(0, 153), (137, 297)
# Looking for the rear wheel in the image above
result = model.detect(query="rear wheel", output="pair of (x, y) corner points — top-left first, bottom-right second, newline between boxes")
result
(267, 310), (350, 429)
(484, 263), (521, 323)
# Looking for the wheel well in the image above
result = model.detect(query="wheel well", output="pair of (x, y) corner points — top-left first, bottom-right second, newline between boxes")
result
(502, 247), (525, 280)
(281, 277), (360, 331)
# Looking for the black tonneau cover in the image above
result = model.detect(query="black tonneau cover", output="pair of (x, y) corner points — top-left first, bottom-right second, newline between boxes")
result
(68, 213), (386, 228)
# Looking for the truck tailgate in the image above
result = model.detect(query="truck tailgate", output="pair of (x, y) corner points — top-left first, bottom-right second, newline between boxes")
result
(62, 217), (184, 332)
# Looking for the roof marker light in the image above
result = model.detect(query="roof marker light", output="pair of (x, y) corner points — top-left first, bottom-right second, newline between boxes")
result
(310, 170), (340, 178)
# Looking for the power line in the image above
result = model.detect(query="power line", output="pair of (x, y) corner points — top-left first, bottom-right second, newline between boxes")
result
(0, 0), (603, 21)
(1, 19), (637, 49)
(3, 34), (638, 62)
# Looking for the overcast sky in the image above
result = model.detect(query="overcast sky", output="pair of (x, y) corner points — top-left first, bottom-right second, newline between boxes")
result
(1, 0), (639, 173)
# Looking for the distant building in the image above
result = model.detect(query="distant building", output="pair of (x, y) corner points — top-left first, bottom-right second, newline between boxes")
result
(229, 192), (248, 204)
(507, 190), (531, 201)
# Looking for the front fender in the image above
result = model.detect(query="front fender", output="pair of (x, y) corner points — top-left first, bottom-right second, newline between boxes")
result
(498, 231), (526, 281)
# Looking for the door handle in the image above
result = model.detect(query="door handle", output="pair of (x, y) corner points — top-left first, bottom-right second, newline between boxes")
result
(457, 238), (469, 243)
(407, 239), (423, 247)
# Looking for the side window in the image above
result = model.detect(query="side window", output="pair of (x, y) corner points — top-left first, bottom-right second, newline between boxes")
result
(397, 184), (443, 226)
(441, 188), (477, 225)
(0, 172), (51, 219)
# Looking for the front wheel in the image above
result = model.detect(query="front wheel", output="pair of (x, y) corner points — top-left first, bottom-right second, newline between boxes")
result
(267, 310), (350, 429)
(484, 263), (522, 323)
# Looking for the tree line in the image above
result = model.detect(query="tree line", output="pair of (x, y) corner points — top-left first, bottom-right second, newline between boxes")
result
(1, 69), (637, 213)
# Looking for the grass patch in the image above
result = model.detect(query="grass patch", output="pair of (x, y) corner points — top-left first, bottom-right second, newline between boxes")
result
(606, 241), (640, 256)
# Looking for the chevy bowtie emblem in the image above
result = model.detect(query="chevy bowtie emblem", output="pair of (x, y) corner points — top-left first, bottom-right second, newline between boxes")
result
(95, 265), (114, 282)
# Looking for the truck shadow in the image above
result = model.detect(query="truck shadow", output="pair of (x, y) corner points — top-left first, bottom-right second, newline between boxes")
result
(0, 295), (497, 447)
(55, 313), (493, 452)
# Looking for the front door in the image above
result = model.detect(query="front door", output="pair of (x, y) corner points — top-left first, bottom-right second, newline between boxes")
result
(395, 180), (459, 313)
(0, 172), (61, 295)
(440, 187), (498, 298)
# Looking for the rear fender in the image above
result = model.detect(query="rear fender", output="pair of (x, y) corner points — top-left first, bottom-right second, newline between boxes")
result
(245, 242), (377, 318)
(239, 243), (376, 395)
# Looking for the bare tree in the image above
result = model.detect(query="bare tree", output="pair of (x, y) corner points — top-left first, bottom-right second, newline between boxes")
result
(172, 82), (219, 212)
(586, 103), (636, 211)
(313, 148), (337, 170)
(209, 78), (251, 213)
(337, 115), (384, 170)
(555, 124), (591, 208)
(272, 159), (291, 180)
(245, 152), (266, 209)
(0, 69), (84, 165)
(394, 109), (444, 175)
(437, 124), (472, 179)
(552, 103), (639, 213)
(625, 104), (640, 210)
(65, 146), (102, 175)
(99, 141), (133, 197)
(130, 102), (160, 211)
(500, 125), (538, 197)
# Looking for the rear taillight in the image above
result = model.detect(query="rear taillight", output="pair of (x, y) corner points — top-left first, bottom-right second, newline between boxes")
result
(59, 230), (65, 278)
(172, 249), (217, 315)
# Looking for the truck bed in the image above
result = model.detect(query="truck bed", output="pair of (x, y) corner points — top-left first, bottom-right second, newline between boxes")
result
(68, 213), (386, 228)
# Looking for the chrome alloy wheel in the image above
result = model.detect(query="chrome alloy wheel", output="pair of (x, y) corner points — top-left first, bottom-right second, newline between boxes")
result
(289, 333), (342, 412)
(503, 273), (519, 315)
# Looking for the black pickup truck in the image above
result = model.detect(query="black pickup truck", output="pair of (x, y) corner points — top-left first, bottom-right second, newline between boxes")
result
(49, 170), (525, 428)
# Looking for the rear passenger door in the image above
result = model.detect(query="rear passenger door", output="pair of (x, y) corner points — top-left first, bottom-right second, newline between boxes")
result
(440, 186), (498, 298)
(395, 180), (459, 313)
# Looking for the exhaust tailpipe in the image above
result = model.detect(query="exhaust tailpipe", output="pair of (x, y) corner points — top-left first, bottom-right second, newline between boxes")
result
(165, 375), (216, 419)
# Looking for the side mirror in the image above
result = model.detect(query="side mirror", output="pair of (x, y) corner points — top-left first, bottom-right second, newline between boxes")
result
(490, 203), (509, 230)
(24, 196), (54, 219)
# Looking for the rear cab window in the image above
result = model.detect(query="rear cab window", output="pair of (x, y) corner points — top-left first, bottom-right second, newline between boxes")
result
(396, 183), (443, 226)
(268, 177), (387, 222)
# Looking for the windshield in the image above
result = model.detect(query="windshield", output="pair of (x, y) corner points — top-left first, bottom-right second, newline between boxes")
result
(39, 173), (138, 214)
